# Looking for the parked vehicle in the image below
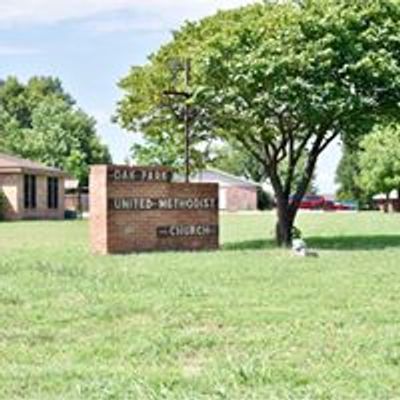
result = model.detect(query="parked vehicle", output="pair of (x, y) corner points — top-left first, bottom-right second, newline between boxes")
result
(290, 195), (326, 210)
(339, 201), (358, 211)
(324, 200), (352, 211)
(290, 196), (358, 211)
(323, 200), (336, 211)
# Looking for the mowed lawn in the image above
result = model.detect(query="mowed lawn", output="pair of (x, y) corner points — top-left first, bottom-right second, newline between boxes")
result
(1, 212), (400, 399)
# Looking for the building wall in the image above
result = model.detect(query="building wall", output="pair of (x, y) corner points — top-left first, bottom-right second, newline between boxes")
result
(191, 170), (259, 211)
(65, 193), (90, 213)
(0, 174), (20, 220)
(375, 199), (400, 213)
(0, 173), (65, 220)
(225, 186), (257, 211)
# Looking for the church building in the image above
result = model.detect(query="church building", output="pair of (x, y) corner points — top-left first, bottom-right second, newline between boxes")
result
(0, 153), (67, 221)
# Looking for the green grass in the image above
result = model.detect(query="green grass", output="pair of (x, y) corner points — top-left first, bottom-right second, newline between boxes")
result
(1, 212), (400, 399)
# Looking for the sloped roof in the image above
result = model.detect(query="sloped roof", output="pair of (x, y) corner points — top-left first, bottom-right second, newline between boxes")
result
(65, 178), (80, 190)
(191, 168), (260, 188)
(373, 190), (398, 201)
(0, 152), (67, 176)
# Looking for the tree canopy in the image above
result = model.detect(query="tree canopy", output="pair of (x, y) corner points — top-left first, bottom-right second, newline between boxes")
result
(116, 0), (400, 246)
(0, 76), (111, 185)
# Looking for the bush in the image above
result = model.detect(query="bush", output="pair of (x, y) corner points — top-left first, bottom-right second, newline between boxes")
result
(257, 187), (274, 210)
(0, 190), (5, 221)
(64, 210), (78, 220)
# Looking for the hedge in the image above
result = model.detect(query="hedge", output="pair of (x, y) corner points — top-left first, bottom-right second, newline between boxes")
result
(0, 190), (5, 221)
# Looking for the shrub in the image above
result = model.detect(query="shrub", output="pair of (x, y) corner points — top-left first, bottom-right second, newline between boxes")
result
(257, 188), (274, 210)
(0, 190), (5, 221)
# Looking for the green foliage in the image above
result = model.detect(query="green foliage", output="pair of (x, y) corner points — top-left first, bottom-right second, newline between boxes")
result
(210, 144), (317, 193)
(358, 124), (400, 196)
(116, 0), (400, 245)
(0, 76), (111, 185)
(2, 213), (400, 398)
(0, 190), (5, 221)
(131, 132), (209, 173)
(194, 0), (400, 158)
(292, 225), (302, 239)
(116, 5), (274, 171)
(209, 144), (264, 182)
(336, 145), (362, 200)
(278, 155), (318, 195)
(335, 143), (375, 209)
(257, 187), (274, 210)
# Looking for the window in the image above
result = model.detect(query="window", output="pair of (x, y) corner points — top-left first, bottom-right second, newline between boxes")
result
(24, 175), (37, 209)
(47, 177), (59, 209)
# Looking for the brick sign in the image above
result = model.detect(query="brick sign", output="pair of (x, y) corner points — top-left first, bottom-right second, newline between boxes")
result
(90, 165), (219, 254)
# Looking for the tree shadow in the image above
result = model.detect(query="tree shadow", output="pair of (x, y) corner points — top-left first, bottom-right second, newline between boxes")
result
(222, 239), (275, 251)
(223, 235), (400, 252)
(307, 235), (400, 251)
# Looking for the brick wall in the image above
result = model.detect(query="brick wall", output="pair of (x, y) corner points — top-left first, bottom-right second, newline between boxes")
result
(65, 193), (89, 212)
(226, 186), (257, 211)
(22, 175), (65, 220)
(375, 199), (400, 213)
(0, 173), (65, 220)
(0, 174), (20, 220)
(90, 166), (108, 252)
(90, 165), (219, 254)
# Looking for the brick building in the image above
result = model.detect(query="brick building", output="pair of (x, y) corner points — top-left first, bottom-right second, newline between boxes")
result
(0, 153), (67, 220)
(373, 191), (400, 212)
(191, 169), (259, 211)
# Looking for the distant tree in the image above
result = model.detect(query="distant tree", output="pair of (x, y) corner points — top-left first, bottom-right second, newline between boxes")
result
(131, 132), (210, 173)
(335, 142), (374, 206)
(358, 124), (400, 203)
(336, 146), (359, 200)
(0, 76), (111, 185)
(116, 1), (400, 247)
(28, 99), (111, 185)
(209, 144), (264, 182)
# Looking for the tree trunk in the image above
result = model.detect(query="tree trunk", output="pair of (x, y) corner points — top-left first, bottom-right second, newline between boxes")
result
(384, 192), (389, 213)
(275, 201), (295, 248)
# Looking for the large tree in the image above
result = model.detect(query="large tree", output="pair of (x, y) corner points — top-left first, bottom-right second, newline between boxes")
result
(0, 76), (111, 185)
(116, 0), (400, 246)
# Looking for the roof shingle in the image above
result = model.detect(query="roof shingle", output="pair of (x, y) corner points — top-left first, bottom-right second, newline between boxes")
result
(0, 153), (67, 175)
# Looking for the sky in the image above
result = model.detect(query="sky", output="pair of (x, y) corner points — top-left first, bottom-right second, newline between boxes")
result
(0, 0), (342, 193)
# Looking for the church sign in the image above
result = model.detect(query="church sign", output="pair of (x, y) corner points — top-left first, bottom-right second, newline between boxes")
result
(90, 165), (219, 254)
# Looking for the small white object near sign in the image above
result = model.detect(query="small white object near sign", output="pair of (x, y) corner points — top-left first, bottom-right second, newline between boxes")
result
(292, 238), (307, 256)
(292, 238), (318, 258)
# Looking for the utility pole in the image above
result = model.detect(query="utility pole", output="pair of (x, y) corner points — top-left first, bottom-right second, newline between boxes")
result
(183, 59), (191, 183)
(163, 58), (192, 183)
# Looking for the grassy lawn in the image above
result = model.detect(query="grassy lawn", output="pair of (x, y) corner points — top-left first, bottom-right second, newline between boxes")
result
(1, 212), (400, 399)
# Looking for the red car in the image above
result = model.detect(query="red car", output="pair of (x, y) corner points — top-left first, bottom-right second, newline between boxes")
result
(324, 201), (354, 211)
(290, 196), (357, 211)
(290, 195), (326, 210)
